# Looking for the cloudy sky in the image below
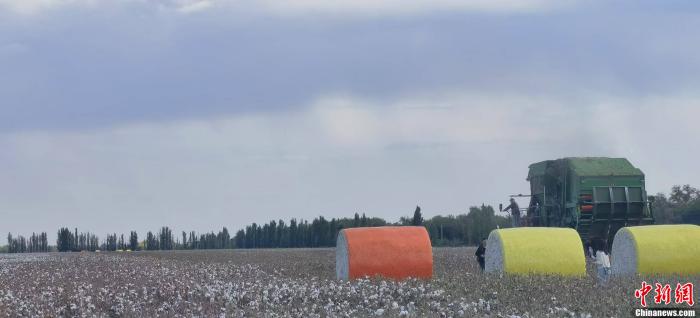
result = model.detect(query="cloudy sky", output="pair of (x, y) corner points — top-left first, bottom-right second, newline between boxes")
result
(1, 0), (699, 238)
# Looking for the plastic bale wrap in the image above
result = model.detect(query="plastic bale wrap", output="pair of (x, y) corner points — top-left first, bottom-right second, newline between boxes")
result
(611, 225), (700, 276)
(336, 226), (433, 280)
(485, 227), (586, 276)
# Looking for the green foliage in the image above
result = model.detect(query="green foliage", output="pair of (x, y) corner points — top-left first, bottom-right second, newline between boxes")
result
(233, 215), (387, 249)
(6, 202), (509, 252)
(7, 231), (49, 253)
(182, 227), (234, 250)
(412, 206), (423, 226)
(159, 227), (174, 250)
(145, 231), (158, 250)
(233, 205), (508, 248)
(424, 205), (509, 246)
(5, 237), (52, 253)
(653, 184), (700, 225)
(669, 184), (700, 206)
(103, 234), (118, 251)
(129, 231), (139, 251)
(56, 228), (99, 252)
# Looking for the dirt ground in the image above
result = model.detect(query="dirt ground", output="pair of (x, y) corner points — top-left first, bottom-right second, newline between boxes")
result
(0, 248), (697, 317)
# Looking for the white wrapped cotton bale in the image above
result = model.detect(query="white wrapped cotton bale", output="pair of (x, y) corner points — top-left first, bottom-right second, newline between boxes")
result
(611, 225), (700, 275)
(485, 227), (586, 276)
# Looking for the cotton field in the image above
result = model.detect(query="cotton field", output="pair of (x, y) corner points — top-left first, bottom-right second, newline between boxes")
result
(0, 248), (696, 317)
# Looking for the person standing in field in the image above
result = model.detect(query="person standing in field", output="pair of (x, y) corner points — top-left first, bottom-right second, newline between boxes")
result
(595, 250), (611, 284)
(503, 198), (521, 228)
(475, 239), (487, 271)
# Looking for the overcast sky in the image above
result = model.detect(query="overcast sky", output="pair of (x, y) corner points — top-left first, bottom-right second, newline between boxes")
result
(1, 0), (699, 239)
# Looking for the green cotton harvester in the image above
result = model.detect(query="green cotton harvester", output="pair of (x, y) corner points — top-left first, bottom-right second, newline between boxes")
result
(494, 157), (700, 276)
(521, 157), (655, 251)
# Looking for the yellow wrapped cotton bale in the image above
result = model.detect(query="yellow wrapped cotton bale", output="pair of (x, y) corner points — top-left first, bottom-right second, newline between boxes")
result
(611, 225), (700, 275)
(485, 227), (586, 276)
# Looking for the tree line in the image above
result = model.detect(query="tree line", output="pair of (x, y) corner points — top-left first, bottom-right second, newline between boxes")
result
(56, 228), (100, 252)
(230, 207), (509, 249)
(4, 207), (504, 253)
(6, 232), (49, 253)
(53, 226), (238, 252)
(418, 205), (510, 246)
(233, 213), (387, 249)
(652, 184), (700, 225)
(6, 185), (695, 254)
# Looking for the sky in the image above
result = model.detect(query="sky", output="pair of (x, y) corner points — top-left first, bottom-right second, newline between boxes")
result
(1, 0), (699, 239)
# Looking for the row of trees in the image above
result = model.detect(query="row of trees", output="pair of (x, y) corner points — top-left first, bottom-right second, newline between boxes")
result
(57, 228), (100, 252)
(10, 184), (695, 254)
(143, 227), (177, 250)
(53, 226), (237, 252)
(420, 205), (510, 246)
(233, 213), (387, 249)
(653, 184), (700, 225)
(94, 232), (138, 252)
(182, 228), (234, 250)
(6, 232), (49, 253)
(4, 207), (507, 252)
(141, 227), (236, 250)
(230, 207), (509, 249)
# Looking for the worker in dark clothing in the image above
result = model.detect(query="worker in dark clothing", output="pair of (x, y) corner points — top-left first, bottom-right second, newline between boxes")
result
(527, 196), (541, 226)
(503, 198), (521, 227)
(475, 239), (487, 271)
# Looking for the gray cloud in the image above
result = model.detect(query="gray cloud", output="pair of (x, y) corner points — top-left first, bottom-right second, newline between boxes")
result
(1, 1), (699, 132)
(1, 1), (699, 238)
(1, 92), (698, 238)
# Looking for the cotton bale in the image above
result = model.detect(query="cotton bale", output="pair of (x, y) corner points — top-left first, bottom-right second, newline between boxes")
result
(336, 226), (432, 280)
(485, 227), (586, 276)
(611, 225), (700, 275)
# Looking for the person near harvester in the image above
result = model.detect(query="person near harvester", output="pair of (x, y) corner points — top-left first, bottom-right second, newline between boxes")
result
(595, 250), (611, 283)
(475, 239), (487, 271)
(503, 198), (521, 227)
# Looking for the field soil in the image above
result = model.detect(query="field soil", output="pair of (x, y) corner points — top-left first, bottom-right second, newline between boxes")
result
(0, 247), (696, 317)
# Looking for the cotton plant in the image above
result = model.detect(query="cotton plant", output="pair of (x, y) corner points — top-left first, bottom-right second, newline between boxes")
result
(0, 248), (696, 317)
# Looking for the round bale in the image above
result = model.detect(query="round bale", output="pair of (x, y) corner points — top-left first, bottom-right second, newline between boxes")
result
(485, 227), (586, 276)
(336, 226), (432, 280)
(611, 224), (700, 276)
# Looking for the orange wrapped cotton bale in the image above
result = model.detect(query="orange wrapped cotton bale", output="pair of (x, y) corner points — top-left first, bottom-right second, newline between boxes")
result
(336, 226), (433, 280)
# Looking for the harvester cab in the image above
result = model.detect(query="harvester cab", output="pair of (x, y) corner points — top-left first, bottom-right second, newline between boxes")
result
(511, 157), (655, 251)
